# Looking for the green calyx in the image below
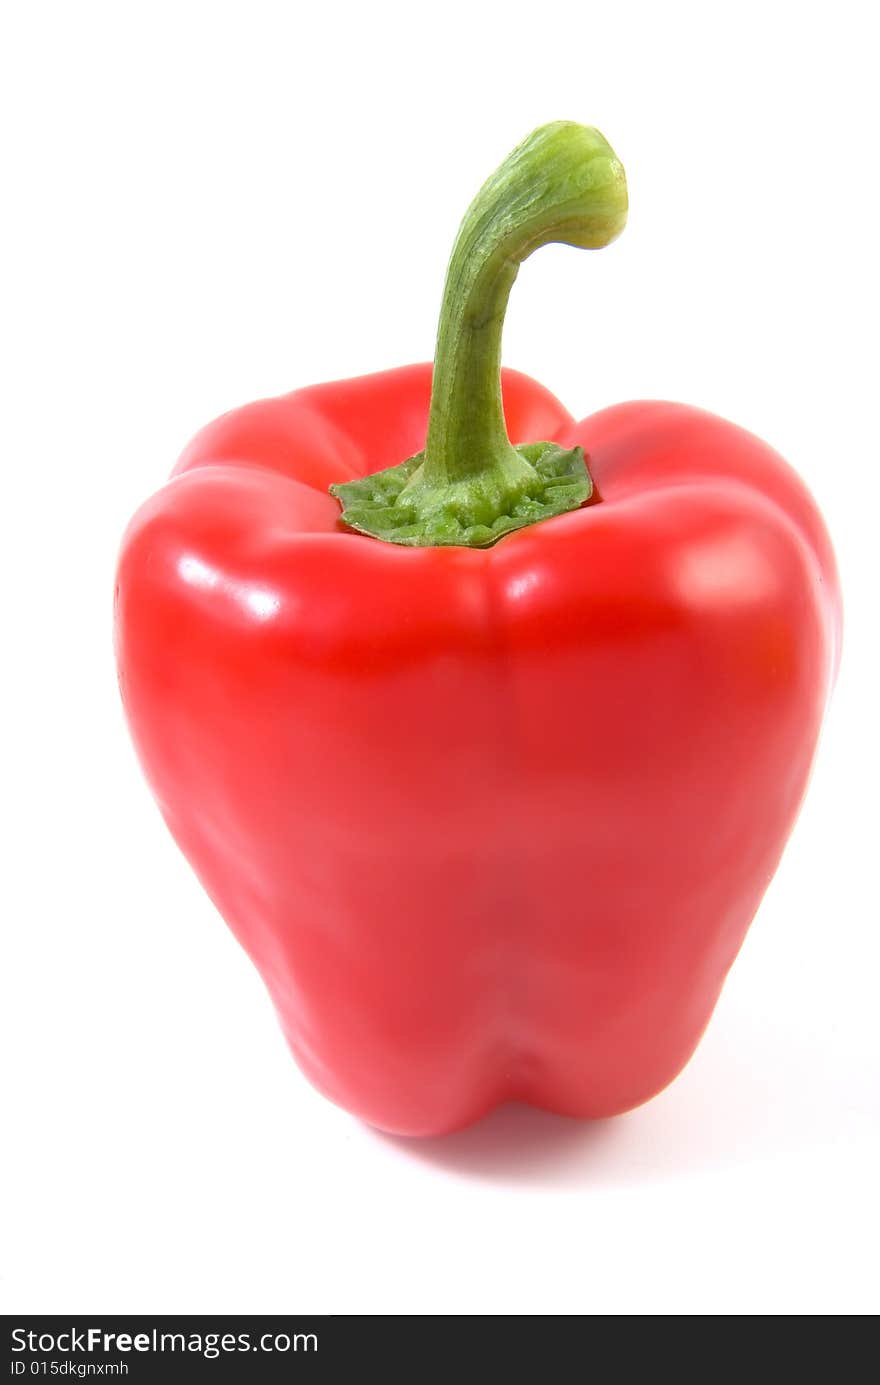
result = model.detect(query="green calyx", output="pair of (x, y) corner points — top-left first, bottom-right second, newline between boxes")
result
(331, 441), (591, 547)
(331, 121), (628, 549)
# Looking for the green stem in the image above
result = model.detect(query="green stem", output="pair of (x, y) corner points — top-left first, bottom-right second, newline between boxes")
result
(331, 121), (627, 548)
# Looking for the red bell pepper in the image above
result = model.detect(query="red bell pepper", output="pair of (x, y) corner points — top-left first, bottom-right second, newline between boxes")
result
(115, 123), (840, 1135)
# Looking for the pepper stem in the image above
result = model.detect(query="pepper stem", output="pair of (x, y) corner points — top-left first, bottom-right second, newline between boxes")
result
(331, 122), (627, 548)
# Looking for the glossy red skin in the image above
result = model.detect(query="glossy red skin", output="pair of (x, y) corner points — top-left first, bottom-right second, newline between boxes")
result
(115, 364), (841, 1136)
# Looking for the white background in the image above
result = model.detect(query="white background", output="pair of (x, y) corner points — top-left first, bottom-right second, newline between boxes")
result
(2, 0), (878, 1316)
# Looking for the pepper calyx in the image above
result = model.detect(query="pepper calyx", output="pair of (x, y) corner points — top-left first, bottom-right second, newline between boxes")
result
(331, 441), (592, 548)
